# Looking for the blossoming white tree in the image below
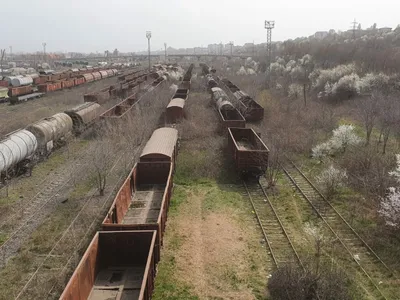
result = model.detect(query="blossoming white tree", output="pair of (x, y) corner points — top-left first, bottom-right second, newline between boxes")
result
(316, 165), (348, 199)
(379, 155), (400, 227)
(312, 125), (361, 160)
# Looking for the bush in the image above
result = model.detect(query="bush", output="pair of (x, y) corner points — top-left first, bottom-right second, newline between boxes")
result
(268, 262), (353, 300)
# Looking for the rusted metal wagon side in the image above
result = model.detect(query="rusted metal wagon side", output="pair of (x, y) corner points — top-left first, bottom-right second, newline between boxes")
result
(217, 101), (246, 133)
(172, 88), (188, 100)
(102, 128), (178, 252)
(234, 91), (264, 121)
(228, 127), (269, 176)
(59, 230), (158, 300)
(99, 94), (138, 119)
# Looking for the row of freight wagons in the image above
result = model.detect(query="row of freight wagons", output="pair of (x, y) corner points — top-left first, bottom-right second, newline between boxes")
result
(0, 102), (101, 177)
(60, 127), (179, 300)
(165, 64), (193, 123)
(7, 69), (118, 100)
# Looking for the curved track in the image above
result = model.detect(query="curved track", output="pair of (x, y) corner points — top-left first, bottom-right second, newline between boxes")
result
(282, 159), (398, 300)
(242, 178), (302, 271)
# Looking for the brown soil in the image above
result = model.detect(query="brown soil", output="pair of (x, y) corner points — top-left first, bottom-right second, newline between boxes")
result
(171, 188), (266, 300)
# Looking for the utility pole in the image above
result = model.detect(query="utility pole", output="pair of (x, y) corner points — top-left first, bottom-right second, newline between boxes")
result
(0, 49), (5, 77)
(9, 46), (12, 61)
(351, 18), (358, 39)
(164, 42), (167, 62)
(146, 31), (152, 72)
(42, 42), (47, 62)
(264, 20), (275, 85)
(229, 41), (234, 56)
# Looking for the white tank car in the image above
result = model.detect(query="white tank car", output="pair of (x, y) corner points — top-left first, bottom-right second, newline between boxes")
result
(26, 113), (73, 155)
(0, 130), (38, 174)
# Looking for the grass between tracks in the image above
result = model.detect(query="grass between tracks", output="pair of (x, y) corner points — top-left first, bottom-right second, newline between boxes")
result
(153, 148), (270, 300)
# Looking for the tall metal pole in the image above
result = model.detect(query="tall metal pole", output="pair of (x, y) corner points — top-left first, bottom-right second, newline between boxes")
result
(146, 31), (151, 72)
(42, 42), (47, 62)
(264, 20), (275, 85)
(9, 46), (12, 60)
(229, 41), (233, 56)
(164, 42), (167, 62)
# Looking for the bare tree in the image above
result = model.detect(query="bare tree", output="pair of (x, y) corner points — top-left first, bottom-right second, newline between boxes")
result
(264, 143), (281, 188)
(268, 260), (352, 300)
(378, 95), (400, 154)
(357, 92), (380, 145)
(91, 137), (115, 196)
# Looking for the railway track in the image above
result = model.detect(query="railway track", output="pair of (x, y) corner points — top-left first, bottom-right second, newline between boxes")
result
(0, 145), (94, 266)
(242, 178), (302, 271)
(282, 159), (398, 299)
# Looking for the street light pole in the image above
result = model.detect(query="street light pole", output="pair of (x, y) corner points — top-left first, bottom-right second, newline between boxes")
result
(146, 31), (152, 72)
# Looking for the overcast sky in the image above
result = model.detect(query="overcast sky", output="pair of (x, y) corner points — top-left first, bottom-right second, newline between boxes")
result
(2, 0), (399, 53)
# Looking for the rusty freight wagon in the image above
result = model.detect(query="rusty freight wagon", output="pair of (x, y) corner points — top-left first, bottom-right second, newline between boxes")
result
(84, 87), (112, 104)
(100, 94), (138, 118)
(8, 85), (33, 97)
(166, 98), (185, 123)
(59, 230), (158, 300)
(102, 128), (178, 252)
(233, 91), (264, 121)
(61, 78), (75, 89)
(37, 81), (62, 93)
(172, 88), (188, 100)
(228, 127), (269, 176)
(74, 77), (86, 86)
(216, 99), (245, 132)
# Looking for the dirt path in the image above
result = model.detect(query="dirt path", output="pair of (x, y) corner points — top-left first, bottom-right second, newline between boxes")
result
(153, 183), (269, 300)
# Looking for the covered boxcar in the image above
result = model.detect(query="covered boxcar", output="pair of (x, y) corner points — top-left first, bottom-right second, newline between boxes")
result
(59, 230), (158, 300)
(99, 70), (109, 79)
(65, 102), (101, 134)
(139, 127), (178, 163)
(166, 98), (185, 123)
(92, 72), (102, 81)
(228, 127), (269, 176)
(83, 73), (94, 83)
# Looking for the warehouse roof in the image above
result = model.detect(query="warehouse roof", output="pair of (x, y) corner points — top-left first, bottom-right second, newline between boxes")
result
(167, 98), (185, 109)
(140, 127), (178, 160)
